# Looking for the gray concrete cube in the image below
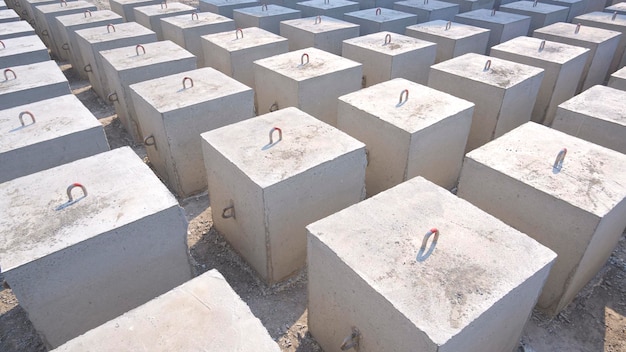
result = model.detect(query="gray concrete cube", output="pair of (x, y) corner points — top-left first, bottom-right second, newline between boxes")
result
(0, 60), (70, 110)
(108, 0), (159, 21)
(441, 0), (493, 12)
(0, 20), (35, 39)
(344, 7), (417, 35)
(280, 15), (360, 55)
(537, 0), (585, 21)
(454, 9), (531, 50)
(393, 0), (459, 23)
(608, 65), (626, 89)
(294, 0), (359, 20)
(133, 2), (196, 40)
(499, 0), (568, 35)
(198, 0), (258, 19)
(0, 34), (49, 67)
(234, 4), (301, 34)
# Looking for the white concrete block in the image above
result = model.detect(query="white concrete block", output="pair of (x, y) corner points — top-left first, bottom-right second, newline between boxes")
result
(440, 0), (493, 12)
(344, 7), (418, 35)
(161, 12), (235, 67)
(198, 0), (258, 19)
(337, 78), (474, 195)
(0, 34), (49, 67)
(458, 122), (626, 314)
(552, 85), (626, 154)
(254, 47), (362, 125)
(0, 8), (19, 22)
(393, 0), (459, 23)
(234, 4), (301, 34)
(537, 0), (585, 21)
(130, 68), (255, 197)
(533, 22), (621, 92)
(100, 40), (196, 142)
(608, 64), (626, 89)
(133, 2), (196, 40)
(74, 22), (157, 101)
(201, 107), (366, 283)
(453, 9), (531, 49)
(0, 147), (193, 347)
(490, 36), (589, 126)
(0, 60), (70, 110)
(342, 31), (436, 87)
(499, 0), (568, 35)
(22, 0), (57, 24)
(280, 15), (359, 55)
(108, 0), (159, 21)
(605, 2), (626, 15)
(405, 19), (490, 63)
(307, 176), (556, 352)
(0, 20), (35, 39)
(295, 0), (359, 20)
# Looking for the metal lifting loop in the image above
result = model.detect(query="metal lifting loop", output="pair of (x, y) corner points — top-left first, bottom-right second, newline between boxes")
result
(66, 183), (87, 202)
(60, 0), (67, 6)
(191, 11), (198, 20)
(301, 52), (309, 65)
(424, 0), (428, 4)
(269, 102), (279, 112)
(533, 0), (537, 6)
(160, 0), (167, 8)
(261, 3), (268, 10)
(136, 44), (146, 55)
(398, 89), (409, 105)
(107, 92), (118, 102)
(340, 327), (360, 351)
(553, 148), (567, 170)
(575, 23), (581, 34)
(18, 111), (35, 126)
(613, 11), (618, 21)
(539, 40), (546, 51)
(491, 8), (496, 15)
(375, 7), (381, 15)
(484, 59), (491, 71)
(84, 64), (92, 72)
(107, 23), (116, 33)
(144, 134), (157, 149)
(62, 42), (70, 50)
(420, 228), (439, 252)
(324, 0), (329, 3)
(315, 15), (321, 24)
(236, 28), (243, 39)
(41, 29), (49, 37)
(222, 205), (235, 219)
(182, 76), (193, 89)
(0, 40), (4, 49)
(445, 20), (451, 30)
(384, 33), (391, 45)
(4, 68), (16, 80)
(84, 9), (92, 17)
(269, 127), (282, 144)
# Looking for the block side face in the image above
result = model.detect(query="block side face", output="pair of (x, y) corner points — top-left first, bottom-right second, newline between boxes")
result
(0, 35), (49, 67)
(342, 41), (394, 87)
(493, 69), (544, 138)
(552, 107), (626, 155)
(608, 70), (626, 91)
(389, 45), (436, 84)
(0, 61), (71, 110)
(254, 61), (300, 115)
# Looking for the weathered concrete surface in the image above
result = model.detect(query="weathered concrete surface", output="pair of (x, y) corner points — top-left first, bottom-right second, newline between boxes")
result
(133, 1), (196, 40)
(0, 60), (70, 110)
(393, 0), (459, 23)
(0, 34), (49, 67)
(108, 0), (159, 21)
(199, 0), (258, 19)
(22, 0), (57, 25)
(0, 20), (35, 39)
(608, 65), (626, 90)
(499, 0), (568, 35)
(295, 0), (359, 20)
(280, 16), (359, 55)
(0, 8), (19, 22)
(440, 0), (493, 12)
(234, 4), (301, 34)
(458, 122), (626, 315)
(605, 2), (626, 15)
(344, 7), (418, 35)
(537, 0), (586, 22)
(454, 9), (531, 49)
(307, 176), (556, 352)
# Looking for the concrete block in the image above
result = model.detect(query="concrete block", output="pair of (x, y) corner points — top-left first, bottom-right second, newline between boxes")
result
(234, 4), (301, 34)
(458, 122), (626, 315)
(0, 0), (7, 10)
(537, 0), (585, 22)
(201, 107), (366, 283)
(54, 10), (124, 77)
(0, 60), (70, 110)
(0, 94), (109, 183)
(552, 85), (626, 154)
(161, 12), (235, 67)
(441, 0), (494, 12)
(294, 0), (359, 20)
(428, 53), (544, 152)
(405, 19), (490, 63)
(198, 0), (258, 19)
(108, 0), (159, 21)
(453, 9), (531, 49)
(0, 34), (49, 67)
(254, 47), (361, 125)
(0, 8), (19, 22)
(133, 2), (196, 40)
(490, 36), (589, 126)
(499, 0), (568, 35)
(393, 0), (459, 23)
(533, 22), (621, 93)
(74, 22), (157, 101)
(280, 15), (359, 55)
(100, 40), (196, 142)
(0, 147), (193, 348)
(202, 27), (288, 97)
(307, 176), (557, 352)
(605, 2), (626, 15)
(344, 7), (418, 35)
(342, 31), (436, 87)
(22, 0), (57, 24)
(608, 64), (626, 89)
(337, 78), (474, 195)
(0, 20), (35, 39)
(130, 67), (255, 197)
(53, 270), (281, 352)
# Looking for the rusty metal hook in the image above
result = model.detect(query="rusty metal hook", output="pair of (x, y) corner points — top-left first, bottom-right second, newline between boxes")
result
(420, 228), (439, 252)
(182, 76), (193, 89)
(144, 134), (157, 149)
(4, 68), (16, 80)
(261, 3), (268, 10)
(397, 89), (408, 106)
(315, 15), (321, 24)
(136, 44), (145, 55)
(236, 27), (243, 39)
(484, 59), (491, 71)
(18, 111), (35, 126)
(539, 40), (545, 52)
(575, 23), (581, 34)
(66, 183), (87, 202)
(553, 148), (567, 170)
(445, 20), (451, 30)
(0, 40), (4, 49)
(160, 0), (167, 8)
(269, 127), (282, 144)
(222, 205), (235, 219)
(384, 33), (391, 45)
(107, 92), (118, 102)
(192, 11), (198, 20)
(84, 9), (92, 17)
(375, 7), (381, 15)
(107, 23), (116, 33)
(301, 52), (309, 65)
(340, 327), (360, 351)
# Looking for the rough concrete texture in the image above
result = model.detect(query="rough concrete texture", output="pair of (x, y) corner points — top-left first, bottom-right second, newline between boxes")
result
(499, 0), (568, 35)
(74, 21), (157, 100)
(100, 40), (196, 142)
(440, 0), (493, 12)
(605, 1), (626, 15)
(490, 36), (589, 126)
(0, 20), (35, 39)
(393, 0), (459, 23)
(0, 8), (19, 21)
(428, 53), (544, 152)
(342, 31), (436, 87)
(343, 8), (418, 36)
(0, 60), (70, 110)
(0, 94), (109, 183)
(294, 0), (359, 20)
(538, 0), (586, 21)
(307, 176), (556, 352)
(234, 4), (301, 35)
(405, 20), (490, 63)
(280, 16), (360, 55)
(129, 67), (255, 197)
(52, 270), (281, 352)
(22, 0), (58, 25)
(133, 2), (196, 40)
(453, 9), (531, 50)
(0, 147), (192, 348)
(0, 35), (49, 67)
(199, 0), (258, 19)
(337, 78), (474, 195)
(161, 12), (236, 67)
(254, 47), (362, 125)
(108, 0), (159, 21)
(533, 22), (621, 93)
(608, 64), (626, 90)
(201, 107), (367, 283)
(552, 84), (626, 154)
(458, 122), (626, 315)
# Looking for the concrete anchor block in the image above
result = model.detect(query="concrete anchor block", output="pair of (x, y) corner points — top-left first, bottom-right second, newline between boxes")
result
(234, 4), (301, 34)
(198, 0), (258, 19)
(405, 19), (490, 63)
(0, 147), (193, 348)
(108, 0), (159, 21)
(605, 2), (626, 16)
(0, 34), (49, 67)
(344, 7), (418, 35)
(608, 65), (626, 90)
(490, 36), (589, 126)
(440, 0), (493, 12)
(499, 0), (568, 35)
(337, 78), (474, 196)
(393, 0), (459, 23)
(0, 8), (19, 22)
(453, 9), (531, 50)
(22, 0), (58, 24)
(0, 20), (35, 39)
(458, 122), (626, 315)
(280, 15), (360, 55)
(201, 107), (367, 283)
(133, 2), (197, 40)
(307, 176), (556, 352)
(537, 0), (586, 22)
(129, 67), (255, 197)
(294, 0), (359, 20)
(0, 60), (71, 110)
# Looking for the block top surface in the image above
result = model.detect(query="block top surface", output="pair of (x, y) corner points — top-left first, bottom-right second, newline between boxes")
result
(558, 85), (626, 126)
(307, 176), (557, 345)
(0, 147), (180, 272)
(345, 7), (417, 21)
(466, 122), (626, 216)
(202, 26), (287, 50)
(234, 4), (300, 16)
(612, 65), (626, 79)
(160, 11), (233, 28)
(110, 0), (158, 5)
(394, 0), (458, 10)
(0, 60), (68, 94)
(25, 0), (56, 5)
(575, 11), (626, 27)
(297, 0), (358, 9)
(0, 35), (47, 57)
(55, 9), (123, 27)
(100, 40), (195, 70)
(281, 15), (359, 32)
(0, 94), (101, 153)
(130, 67), (252, 113)
(455, 8), (531, 24)
(606, 3), (626, 12)
(343, 31), (435, 55)
(491, 36), (590, 64)
(75, 21), (155, 43)
(430, 52), (544, 89)
(0, 21), (34, 37)
(133, 2), (196, 16)
(339, 78), (474, 133)
(201, 107), (365, 187)
(0, 9), (18, 19)
(35, 1), (96, 15)
(253, 47), (361, 81)
(201, 0), (257, 6)
(534, 22), (622, 43)
(406, 19), (490, 39)
(500, 0), (568, 13)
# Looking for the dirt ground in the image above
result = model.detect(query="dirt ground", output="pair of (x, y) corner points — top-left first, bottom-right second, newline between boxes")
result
(1, 2), (626, 351)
